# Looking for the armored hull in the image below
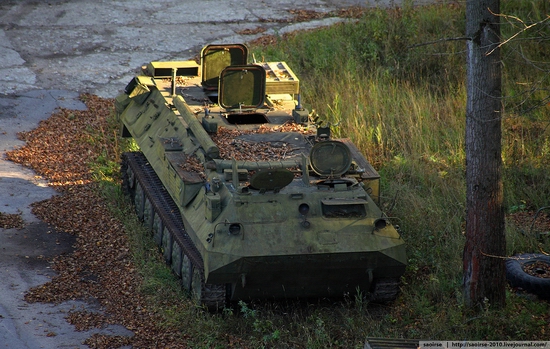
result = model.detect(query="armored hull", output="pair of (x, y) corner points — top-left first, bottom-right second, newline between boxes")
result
(116, 44), (406, 309)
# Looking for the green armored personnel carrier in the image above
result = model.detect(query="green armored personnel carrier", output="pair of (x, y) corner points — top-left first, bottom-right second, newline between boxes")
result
(115, 44), (406, 309)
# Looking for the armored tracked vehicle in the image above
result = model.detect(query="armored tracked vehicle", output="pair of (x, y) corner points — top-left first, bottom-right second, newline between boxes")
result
(115, 44), (406, 309)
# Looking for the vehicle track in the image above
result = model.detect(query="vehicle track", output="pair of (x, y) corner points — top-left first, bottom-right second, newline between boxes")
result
(121, 151), (226, 310)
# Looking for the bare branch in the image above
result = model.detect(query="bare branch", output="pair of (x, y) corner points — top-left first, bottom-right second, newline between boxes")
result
(486, 9), (550, 56)
(408, 36), (471, 49)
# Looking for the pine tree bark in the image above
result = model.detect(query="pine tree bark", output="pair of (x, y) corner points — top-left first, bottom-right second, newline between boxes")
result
(463, 0), (506, 309)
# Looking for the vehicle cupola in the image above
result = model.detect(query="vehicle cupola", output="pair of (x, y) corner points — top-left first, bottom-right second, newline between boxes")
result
(309, 140), (352, 177)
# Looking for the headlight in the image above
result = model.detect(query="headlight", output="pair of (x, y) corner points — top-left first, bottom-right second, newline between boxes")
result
(374, 218), (387, 231)
(229, 223), (242, 235)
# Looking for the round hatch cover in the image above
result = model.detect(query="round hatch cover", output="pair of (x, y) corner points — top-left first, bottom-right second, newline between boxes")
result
(249, 168), (294, 191)
(310, 141), (352, 177)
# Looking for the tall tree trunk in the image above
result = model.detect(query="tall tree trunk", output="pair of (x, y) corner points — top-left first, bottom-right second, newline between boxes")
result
(463, 0), (506, 309)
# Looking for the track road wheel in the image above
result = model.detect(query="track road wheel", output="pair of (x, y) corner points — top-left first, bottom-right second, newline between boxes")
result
(171, 241), (182, 277)
(181, 254), (192, 292)
(191, 264), (203, 304)
(506, 253), (550, 299)
(161, 228), (173, 264)
(120, 155), (135, 199)
(152, 214), (163, 244)
(134, 182), (145, 221)
(190, 264), (226, 312)
(143, 197), (154, 233)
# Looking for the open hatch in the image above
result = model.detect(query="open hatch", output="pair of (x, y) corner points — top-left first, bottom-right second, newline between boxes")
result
(219, 64), (268, 124)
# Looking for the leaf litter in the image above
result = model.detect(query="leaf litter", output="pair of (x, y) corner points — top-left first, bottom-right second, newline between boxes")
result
(6, 94), (192, 348)
(0, 212), (25, 229)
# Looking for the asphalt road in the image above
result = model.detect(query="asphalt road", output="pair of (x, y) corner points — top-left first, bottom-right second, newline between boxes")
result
(0, 0), (424, 347)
